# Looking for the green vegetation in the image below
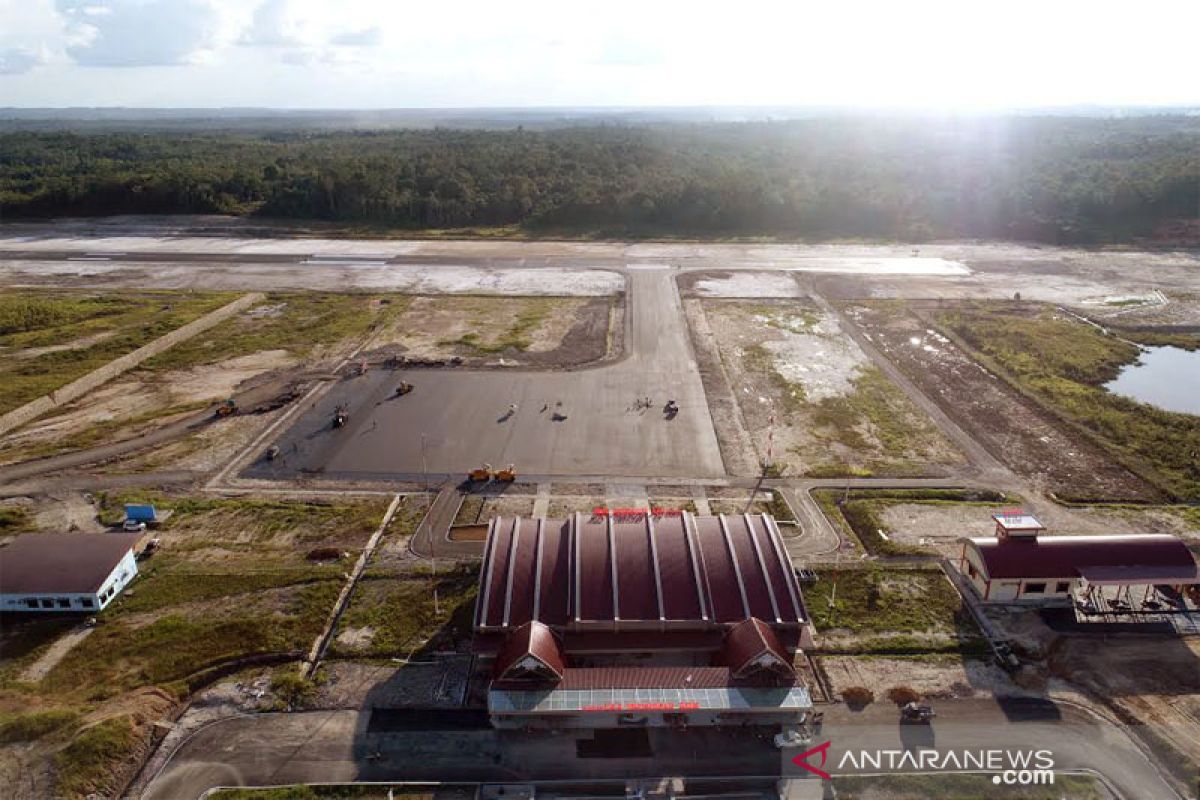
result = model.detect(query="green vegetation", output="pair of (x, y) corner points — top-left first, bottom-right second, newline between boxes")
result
(938, 303), (1200, 501)
(2, 117), (1197, 243)
(52, 716), (138, 799)
(809, 565), (982, 653)
(0, 290), (235, 414)
(804, 367), (945, 476)
(0, 708), (81, 743)
(833, 773), (1105, 800)
(209, 786), (433, 800)
(269, 672), (318, 709)
(142, 292), (399, 370)
(331, 564), (478, 657)
(0, 504), (35, 533)
(437, 297), (559, 354)
(815, 488), (1016, 556)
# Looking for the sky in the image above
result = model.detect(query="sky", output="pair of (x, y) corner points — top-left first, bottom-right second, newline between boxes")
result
(0, 0), (1198, 109)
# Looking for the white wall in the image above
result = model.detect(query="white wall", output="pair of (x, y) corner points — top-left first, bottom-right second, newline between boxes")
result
(1, 548), (138, 613)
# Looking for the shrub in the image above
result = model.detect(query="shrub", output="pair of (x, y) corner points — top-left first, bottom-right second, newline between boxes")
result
(886, 685), (921, 706)
(842, 686), (874, 710)
(270, 671), (317, 709)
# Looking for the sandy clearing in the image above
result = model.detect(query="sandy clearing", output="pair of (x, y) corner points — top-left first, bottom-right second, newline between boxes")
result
(764, 314), (869, 402)
(821, 655), (1026, 700)
(691, 272), (803, 298)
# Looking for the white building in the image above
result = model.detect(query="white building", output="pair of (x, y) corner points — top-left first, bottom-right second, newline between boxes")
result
(0, 533), (141, 613)
(959, 514), (1199, 607)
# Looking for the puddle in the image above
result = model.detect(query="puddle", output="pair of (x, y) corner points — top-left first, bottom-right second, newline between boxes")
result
(1104, 346), (1200, 415)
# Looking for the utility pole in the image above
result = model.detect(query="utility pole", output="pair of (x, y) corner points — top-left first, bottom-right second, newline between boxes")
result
(745, 410), (775, 514)
(421, 432), (440, 616)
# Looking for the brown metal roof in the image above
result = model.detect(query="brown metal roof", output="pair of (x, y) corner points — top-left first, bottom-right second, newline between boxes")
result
(492, 666), (803, 691)
(719, 617), (796, 679)
(0, 533), (140, 595)
(491, 621), (566, 682)
(965, 534), (1198, 581)
(475, 513), (807, 634)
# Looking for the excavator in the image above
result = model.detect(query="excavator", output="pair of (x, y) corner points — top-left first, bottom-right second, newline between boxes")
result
(469, 463), (493, 482)
(496, 464), (517, 482)
(214, 398), (237, 418)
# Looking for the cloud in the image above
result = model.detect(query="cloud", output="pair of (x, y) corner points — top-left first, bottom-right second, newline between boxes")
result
(592, 33), (663, 67)
(330, 25), (381, 47)
(0, 46), (44, 75)
(57, 0), (223, 67)
(239, 0), (301, 47)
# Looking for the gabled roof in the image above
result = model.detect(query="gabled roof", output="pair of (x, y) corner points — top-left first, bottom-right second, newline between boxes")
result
(0, 533), (140, 595)
(719, 617), (795, 680)
(965, 534), (1198, 581)
(491, 621), (565, 683)
(475, 513), (806, 632)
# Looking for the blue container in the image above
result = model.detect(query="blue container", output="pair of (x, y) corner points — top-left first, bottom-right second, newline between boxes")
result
(125, 504), (157, 522)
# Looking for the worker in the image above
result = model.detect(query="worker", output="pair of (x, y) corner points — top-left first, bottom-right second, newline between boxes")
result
(508, 403), (517, 414)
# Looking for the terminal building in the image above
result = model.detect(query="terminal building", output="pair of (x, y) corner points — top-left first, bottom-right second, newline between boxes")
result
(473, 512), (814, 730)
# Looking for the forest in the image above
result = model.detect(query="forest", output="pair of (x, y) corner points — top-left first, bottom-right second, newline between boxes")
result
(1, 116), (1196, 243)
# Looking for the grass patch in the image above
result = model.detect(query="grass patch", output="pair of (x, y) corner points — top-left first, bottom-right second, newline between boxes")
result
(0, 707), (81, 743)
(0, 504), (35, 533)
(437, 297), (561, 354)
(43, 580), (340, 698)
(141, 292), (402, 371)
(808, 565), (982, 651)
(331, 564), (478, 657)
(210, 786), (434, 800)
(0, 290), (236, 414)
(52, 715), (138, 800)
(814, 488), (1016, 557)
(833, 772), (1105, 799)
(937, 303), (1200, 501)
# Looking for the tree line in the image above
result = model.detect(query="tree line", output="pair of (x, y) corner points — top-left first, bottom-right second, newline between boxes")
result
(1, 116), (1196, 243)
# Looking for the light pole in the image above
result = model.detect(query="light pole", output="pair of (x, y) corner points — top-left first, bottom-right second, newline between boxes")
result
(421, 432), (440, 616)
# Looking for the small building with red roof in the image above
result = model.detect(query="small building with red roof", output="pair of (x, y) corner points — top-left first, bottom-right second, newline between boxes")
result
(959, 513), (1200, 609)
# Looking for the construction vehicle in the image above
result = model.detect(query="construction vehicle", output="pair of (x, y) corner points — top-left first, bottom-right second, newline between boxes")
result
(496, 464), (517, 482)
(332, 405), (348, 429)
(900, 702), (936, 724)
(395, 381), (414, 396)
(214, 398), (237, 417)
(469, 463), (493, 482)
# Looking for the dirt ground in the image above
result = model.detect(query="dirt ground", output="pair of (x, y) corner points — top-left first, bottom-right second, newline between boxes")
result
(0, 350), (298, 465)
(695, 299), (963, 476)
(370, 295), (618, 368)
(880, 502), (1200, 557)
(846, 302), (1158, 501)
(1050, 635), (1200, 771)
(821, 654), (1026, 701)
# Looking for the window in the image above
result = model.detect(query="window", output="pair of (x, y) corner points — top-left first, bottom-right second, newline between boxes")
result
(1055, 582), (1070, 593)
(56, 598), (71, 608)
(1023, 583), (1047, 594)
(80, 598), (94, 608)
(25, 598), (38, 609)
(40, 598), (54, 608)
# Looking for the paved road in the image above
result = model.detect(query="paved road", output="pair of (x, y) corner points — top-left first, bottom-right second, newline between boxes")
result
(245, 269), (726, 479)
(140, 698), (1183, 800)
